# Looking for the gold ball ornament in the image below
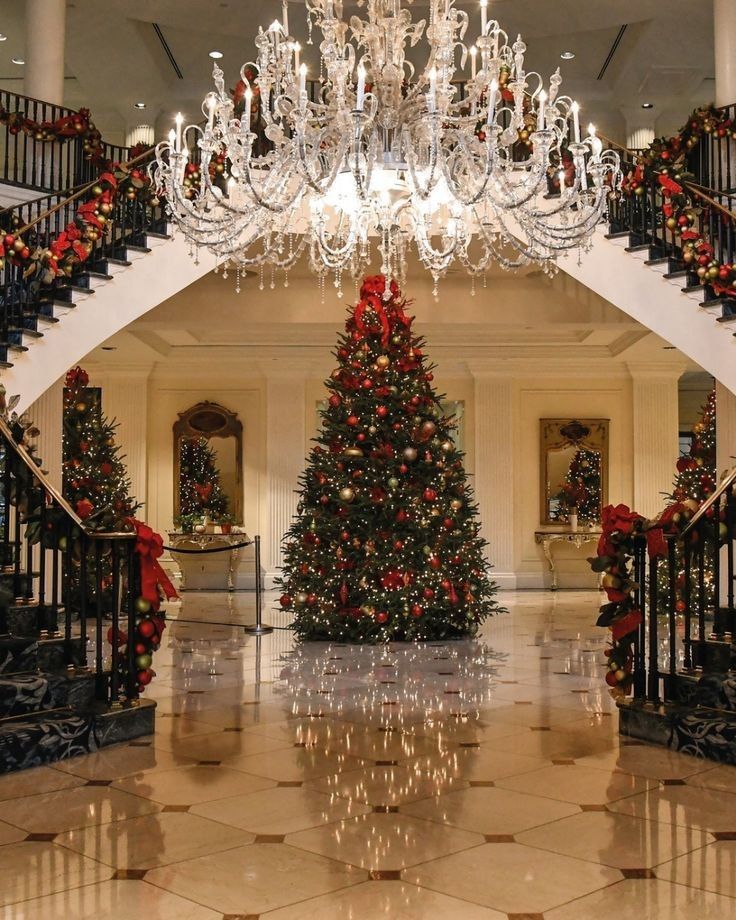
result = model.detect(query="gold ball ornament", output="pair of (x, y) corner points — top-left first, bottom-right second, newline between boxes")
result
(376, 355), (390, 368)
(339, 487), (355, 503)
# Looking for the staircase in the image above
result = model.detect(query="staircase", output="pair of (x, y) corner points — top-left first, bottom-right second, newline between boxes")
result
(0, 414), (153, 773)
(619, 469), (736, 763)
(560, 114), (736, 393)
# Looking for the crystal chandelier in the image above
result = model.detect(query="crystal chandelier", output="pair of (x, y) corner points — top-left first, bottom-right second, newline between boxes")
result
(152, 0), (622, 295)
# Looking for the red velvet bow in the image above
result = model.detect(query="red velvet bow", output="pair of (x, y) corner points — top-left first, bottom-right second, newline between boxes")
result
(65, 366), (89, 389)
(132, 520), (178, 611)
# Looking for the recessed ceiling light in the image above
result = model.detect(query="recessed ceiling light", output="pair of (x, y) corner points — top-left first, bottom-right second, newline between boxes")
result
(560, 51), (575, 60)
(0, 35), (7, 42)
(134, 101), (147, 109)
(11, 57), (24, 65)
(641, 102), (654, 109)
(209, 50), (223, 59)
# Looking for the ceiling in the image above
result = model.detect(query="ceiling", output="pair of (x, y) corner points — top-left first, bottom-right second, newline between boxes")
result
(0, 0), (717, 146)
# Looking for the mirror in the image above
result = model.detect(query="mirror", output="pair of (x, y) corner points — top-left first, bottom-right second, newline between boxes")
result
(540, 419), (609, 526)
(174, 402), (243, 530)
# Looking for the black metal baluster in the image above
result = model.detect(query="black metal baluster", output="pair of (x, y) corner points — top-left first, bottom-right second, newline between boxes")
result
(634, 539), (647, 699)
(126, 540), (138, 702)
(697, 528), (706, 656)
(667, 537), (677, 688)
(684, 538), (693, 669)
(12, 455), (22, 601)
(94, 540), (104, 701)
(110, 540), (120, 705)
(648, 552), (659, 702)
(79, 536), (88, 667)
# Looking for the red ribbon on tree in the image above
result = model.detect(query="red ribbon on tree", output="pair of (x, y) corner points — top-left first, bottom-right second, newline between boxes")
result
(354, 293), (390, 347)
(65, 366), (89, 389)
(132, 520), (178, 611)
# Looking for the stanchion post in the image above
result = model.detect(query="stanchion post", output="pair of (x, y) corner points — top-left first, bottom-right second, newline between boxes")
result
(244, 534), (273, 635)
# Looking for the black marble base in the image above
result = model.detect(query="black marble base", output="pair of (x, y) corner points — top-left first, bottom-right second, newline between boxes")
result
(619, 698), (736, 764)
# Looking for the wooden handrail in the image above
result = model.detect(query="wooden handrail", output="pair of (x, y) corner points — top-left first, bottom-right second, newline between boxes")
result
(683, 181), (736, 223)
(0, 414), (135, 540)
(15, 146), (155, 236)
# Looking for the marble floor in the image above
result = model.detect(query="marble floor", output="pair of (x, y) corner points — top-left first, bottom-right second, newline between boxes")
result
(1, 590), (735, 919)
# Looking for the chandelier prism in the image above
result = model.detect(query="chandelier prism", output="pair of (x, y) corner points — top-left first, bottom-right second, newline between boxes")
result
(152, 0), (622, 293)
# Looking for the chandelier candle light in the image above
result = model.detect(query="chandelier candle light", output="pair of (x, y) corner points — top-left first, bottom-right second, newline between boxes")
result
(152, 0), (622, 295)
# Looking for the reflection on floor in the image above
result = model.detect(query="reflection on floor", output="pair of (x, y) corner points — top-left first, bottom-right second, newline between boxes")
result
(0, 590), (734, 919)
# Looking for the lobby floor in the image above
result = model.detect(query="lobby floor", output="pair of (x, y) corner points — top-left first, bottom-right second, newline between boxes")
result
(0, 590), (734, 919)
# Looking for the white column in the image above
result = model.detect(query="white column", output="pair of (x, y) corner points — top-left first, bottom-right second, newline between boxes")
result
(24, 0), (66, 105)
(126, 125), (155, 148)
(471, 371), (516, 589)
(263, 366), (308, 586)
(97, 369), (151, 511)
(715, 0), (736, 107)
(25, 377), (64, 491)
(621, 107), (655, 151)
(629, 368), (681, 518)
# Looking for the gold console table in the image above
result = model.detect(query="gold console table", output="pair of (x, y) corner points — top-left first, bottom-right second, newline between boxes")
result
(535, 529), (602, 591)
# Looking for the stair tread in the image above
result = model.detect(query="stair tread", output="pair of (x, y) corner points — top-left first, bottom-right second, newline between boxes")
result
(124, 244), (152, 254)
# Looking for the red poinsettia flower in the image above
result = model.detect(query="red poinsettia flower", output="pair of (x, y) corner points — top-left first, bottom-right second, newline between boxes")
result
(76, 498), (95, 520)
(601, 503), (642, 537)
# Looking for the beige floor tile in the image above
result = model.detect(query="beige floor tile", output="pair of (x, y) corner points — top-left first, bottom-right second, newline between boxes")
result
(226, 746), (369, 782)
(112, 764), (276, 806)
(309, 761), (469, 806)
(288, 812), (483, 870)
(435, 745), (553, 782)
(656, 840), (736, 896)
(52, 745), (198, 781)
(545, 878), (736, 919)
(517, 810), (710, 869)
(489, 726), (616, 760)
(411, 717), (528, 744)
(0, 842), (113, 907)
(608, 783), (736, 833)
(0, 786), (160, 834)
(4, 879), (221, 920)
(191, 785), (371, 834)
(178, 701), (296, 728)
(0, 765), (86, 802)
(402, 785), (580, 835)
(495, 763), (655, 805)
(155, 728), (292, 763)
(56, 811), (254, 869)
(404, 842), (621, 914)
(686, 764), (736, 794)
(146, 842), (365, 914)
(577, 745), (713, 781)
(478, 703), (592, 728)
(0, 819), (30, 845)
(263, 880), (506, 919)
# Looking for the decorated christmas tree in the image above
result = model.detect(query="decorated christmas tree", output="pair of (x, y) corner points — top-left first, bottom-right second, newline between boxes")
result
(560, 448), (601, 523)
(659, 387), (717, 613)
(278, 275), (501, 642)
(177, 436), (230, 528)
(63, 367), (139, 529)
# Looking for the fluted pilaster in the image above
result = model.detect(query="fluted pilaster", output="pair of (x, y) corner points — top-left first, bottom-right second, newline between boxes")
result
(26, 377), (64, 490)
(470, 371), (516, 588)
(629, 368), (681, 518)
(96, 370), (151, 509)
(263, 367), (309, 582)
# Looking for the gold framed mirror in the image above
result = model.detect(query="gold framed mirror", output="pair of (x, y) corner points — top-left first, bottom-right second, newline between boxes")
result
(173, 402), (243, 528)
(540, 419), (609, 526)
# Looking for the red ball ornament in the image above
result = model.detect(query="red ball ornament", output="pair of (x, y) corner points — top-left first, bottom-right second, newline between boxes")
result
(357, 433), (366, 441)
(394, 539), (404, 550)
(347, 415), (359, 426)
(329, 394), (342, 407)
(137, 669), (153, 687)
(376, 611), (389, 624)
(443, 517), (454, 530)
(396, 510), (408, 523)
(362, 379), (373, 389)
(423, 488), (437, 501)
(429, 556), (441, 570)
(279, 594), (292, 607)
(307, 593), (317, 606)
(138, 619), (156, 639)
(410, 396), (420, 406)
(135, 642), (147, 655)
(441, 579), (452, 590)
(675, 599), (686, 613)
(341, 530), (350, 541)
(399, 464), (408, 474)
(423, 587), (435, 599)
(411, 604), (423, 617)
(377, 406), (389, 418)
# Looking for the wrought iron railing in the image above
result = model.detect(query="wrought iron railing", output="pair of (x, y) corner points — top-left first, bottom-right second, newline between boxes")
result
(0, 413), (140, 704)
(0, 90), (129, 194)
(630, 467), (736, 704)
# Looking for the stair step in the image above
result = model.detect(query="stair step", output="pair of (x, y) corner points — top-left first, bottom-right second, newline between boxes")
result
(604, 231), (631, 243)
(0, 709), (98, 774)
(619, 699), (736, 765)
(700, 298), (725, 312)
(717, 314), (736, 324)
(0, 635), (85, 675)
(664, 270), (689, 281)
(0, 669), (96, 718)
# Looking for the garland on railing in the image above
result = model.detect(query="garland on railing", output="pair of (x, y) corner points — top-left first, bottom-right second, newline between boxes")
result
(0, 105), (103, 160)
(0, 158), (158, 284)
(591, 500), (698, 698)
(621, 104), (736, 299)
